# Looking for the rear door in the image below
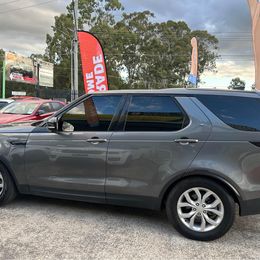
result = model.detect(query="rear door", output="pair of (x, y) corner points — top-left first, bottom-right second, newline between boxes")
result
(105, 95), (212, 206)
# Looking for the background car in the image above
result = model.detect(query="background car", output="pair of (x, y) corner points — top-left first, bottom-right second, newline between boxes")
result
(10, 96), (42, 101)
(0, 99), (65, 124)
(0, 99), (14, 110)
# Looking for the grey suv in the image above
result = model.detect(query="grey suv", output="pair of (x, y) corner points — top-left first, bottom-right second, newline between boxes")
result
(1, 88), (260, 241)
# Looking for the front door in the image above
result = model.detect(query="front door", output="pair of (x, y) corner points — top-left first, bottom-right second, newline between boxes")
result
(25, 95), (123, 202)
(106, 95), (212, 206)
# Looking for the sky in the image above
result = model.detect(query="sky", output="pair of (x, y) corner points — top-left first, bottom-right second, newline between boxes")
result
(0, 0), (255, 89)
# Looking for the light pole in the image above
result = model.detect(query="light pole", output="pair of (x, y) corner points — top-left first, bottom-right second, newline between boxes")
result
(34, 59), (40, 97)
(71, 0), (79, 101)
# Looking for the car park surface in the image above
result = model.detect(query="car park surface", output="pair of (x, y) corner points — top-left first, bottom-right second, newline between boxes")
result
(0, 196), (259, 260)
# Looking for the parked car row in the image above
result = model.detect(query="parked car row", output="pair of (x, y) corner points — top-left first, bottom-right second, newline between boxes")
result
(0, 97), (65, 125)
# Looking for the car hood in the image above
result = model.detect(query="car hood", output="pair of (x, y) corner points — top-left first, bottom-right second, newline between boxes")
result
(0, 113), (34, 124)
(0, 124), (36, 134)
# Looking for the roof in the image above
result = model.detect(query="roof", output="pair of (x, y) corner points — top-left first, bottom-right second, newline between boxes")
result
(0, 99), (14, 103)
(15, 99), (61, 104)
(93, 88), (260, 98)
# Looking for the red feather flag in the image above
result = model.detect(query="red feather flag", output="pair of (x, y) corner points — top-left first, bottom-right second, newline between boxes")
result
(78, 31), (109, 94)
(248, 0), (260, 90)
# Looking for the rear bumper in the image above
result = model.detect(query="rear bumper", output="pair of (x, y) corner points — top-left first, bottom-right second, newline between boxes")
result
(240, 198), (260, 216)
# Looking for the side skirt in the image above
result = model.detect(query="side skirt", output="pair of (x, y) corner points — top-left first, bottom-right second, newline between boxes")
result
(18, 186), (161, 211)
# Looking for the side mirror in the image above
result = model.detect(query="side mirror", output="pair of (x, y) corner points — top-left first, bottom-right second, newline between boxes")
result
(47, 117), (58, 131)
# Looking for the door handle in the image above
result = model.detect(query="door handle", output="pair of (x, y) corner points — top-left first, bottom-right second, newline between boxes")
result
(174, 139), (199, 145)
(86, 138), (108, 145)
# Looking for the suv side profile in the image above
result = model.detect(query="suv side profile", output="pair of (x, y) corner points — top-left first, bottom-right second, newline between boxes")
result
(0, 88), (260, 241)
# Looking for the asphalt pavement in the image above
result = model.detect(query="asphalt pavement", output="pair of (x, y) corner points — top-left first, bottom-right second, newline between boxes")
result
(0, 196), (260, 260)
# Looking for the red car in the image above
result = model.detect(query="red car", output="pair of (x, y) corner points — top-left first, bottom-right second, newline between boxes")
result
(0, 99), (65, 124)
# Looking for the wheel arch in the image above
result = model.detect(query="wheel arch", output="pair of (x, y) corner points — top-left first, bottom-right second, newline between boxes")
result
(160, 169), (243, 214)
(0, 157), (20, 193)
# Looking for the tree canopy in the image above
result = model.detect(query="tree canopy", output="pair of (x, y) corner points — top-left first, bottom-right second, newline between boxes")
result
(44, 0), (219, 92)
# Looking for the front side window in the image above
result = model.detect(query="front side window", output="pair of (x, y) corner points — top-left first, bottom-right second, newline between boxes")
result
(197, 95), (260, 132)
(61, 95), (122, 132)
(125, 96), (186, 132)
(39, 103), (53, 114)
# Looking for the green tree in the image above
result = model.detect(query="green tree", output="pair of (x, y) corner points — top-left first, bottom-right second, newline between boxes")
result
(0, 49), (4, 62)
(45, 0), (219, 91)
(45, 0), (123, 91)
(228, 77), (246, 90)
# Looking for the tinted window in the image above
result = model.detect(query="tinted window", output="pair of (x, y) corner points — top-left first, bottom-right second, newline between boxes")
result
(51, 102), (64, 111)
(0, 102), (8, 109)
(125, 96), (186, 132)
(197, 95), (260, 132)
(61, 95), (122, 132)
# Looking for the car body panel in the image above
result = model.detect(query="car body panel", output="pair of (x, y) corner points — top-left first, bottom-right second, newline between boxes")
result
(190, 97), (260, 201)
(0, 89), (260, 216)
(24, 129), (112, 203)
(106, 97), (212, 200)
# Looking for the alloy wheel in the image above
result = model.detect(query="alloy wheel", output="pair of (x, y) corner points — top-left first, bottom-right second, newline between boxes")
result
(177, 187), (224, 232)
(0, 172), (4, 196)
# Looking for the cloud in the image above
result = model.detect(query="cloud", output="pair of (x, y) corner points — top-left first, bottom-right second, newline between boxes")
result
(0, 0), (68, 55)
(0, 0), (255, 87)
(120, 0), (255, 86)
(201, 60), (255, 89)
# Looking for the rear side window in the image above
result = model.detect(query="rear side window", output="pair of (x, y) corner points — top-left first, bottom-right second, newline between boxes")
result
(125, 96), (186, 132)
(197, 95), (260, 132)
(51, 102), (64, 111)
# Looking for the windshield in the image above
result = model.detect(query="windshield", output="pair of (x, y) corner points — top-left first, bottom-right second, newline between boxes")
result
(1, 102), (38, 115)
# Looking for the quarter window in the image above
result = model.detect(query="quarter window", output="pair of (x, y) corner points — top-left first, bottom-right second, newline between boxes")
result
(197, 95), (260, 132)
(61, 95), (122, 132)
(125, 96), (186, 132)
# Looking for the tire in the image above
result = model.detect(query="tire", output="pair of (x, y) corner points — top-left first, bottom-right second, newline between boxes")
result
(0, 164), (17, 205)
(166, 177), (235, 241)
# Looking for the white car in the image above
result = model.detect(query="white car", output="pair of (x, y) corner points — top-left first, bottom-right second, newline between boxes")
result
(0, 99), (14, 110)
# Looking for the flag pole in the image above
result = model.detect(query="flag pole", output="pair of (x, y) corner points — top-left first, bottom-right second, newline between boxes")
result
(73, 0), (79, 100)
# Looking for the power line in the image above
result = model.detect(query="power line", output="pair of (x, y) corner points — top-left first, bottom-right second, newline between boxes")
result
(0, 0), (58, 15)
(0, 0), (23, 6)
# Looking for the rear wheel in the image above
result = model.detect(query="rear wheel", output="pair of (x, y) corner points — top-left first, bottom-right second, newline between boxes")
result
(0, 165), (17, 205)
(166, 177), (235, 241)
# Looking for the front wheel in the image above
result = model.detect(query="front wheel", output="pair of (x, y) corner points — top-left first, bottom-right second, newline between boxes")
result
(0, 164), (17, 206)
(166, 177), (235, 241)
